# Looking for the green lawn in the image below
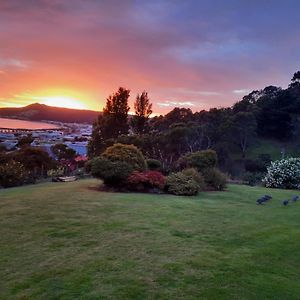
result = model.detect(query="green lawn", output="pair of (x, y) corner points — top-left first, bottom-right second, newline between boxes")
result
(1, 179), (300, 300)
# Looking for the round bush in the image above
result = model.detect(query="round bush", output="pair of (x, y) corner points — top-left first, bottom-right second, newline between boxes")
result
(0, 160), (27, 188)
(202, 168), (227, 191)
(166, 171), (199, 196)
(179, 150), (217, 171)
(263, 157), (300, 189)
(182, 168), (205, 191)
(146, 159), (161, 171)
(102, 143), (146, 171)
(90, 157), (133, 186)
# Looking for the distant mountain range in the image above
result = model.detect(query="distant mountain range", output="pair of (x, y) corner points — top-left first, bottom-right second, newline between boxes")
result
(0, 103), (100, 124)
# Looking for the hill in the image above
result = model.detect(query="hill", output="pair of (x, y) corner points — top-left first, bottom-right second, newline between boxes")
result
(0, 103), (100, 124)
(1, 179), (300, 299)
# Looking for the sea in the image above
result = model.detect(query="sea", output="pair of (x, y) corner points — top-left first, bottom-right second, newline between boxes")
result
(0, 118), (59, 130)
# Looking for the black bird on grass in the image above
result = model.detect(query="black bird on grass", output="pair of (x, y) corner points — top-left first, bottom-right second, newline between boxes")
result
(291, 195), (299, 202)
(257, 197), (267, 205)
(282, 199), (289, 206)
(256, 195), (272, 205)
(264, 195), (272, 201)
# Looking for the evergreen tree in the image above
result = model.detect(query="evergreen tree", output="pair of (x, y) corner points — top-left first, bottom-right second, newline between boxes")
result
(88, 87), (130, 157)
(131, 91), (152, 133)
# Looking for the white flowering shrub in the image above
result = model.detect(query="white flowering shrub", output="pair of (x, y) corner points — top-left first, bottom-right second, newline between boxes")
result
(263, 157), (300, 189)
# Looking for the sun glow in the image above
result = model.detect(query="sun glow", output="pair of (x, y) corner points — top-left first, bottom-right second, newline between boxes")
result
(38, 96), (86, 110)
(12, 88), (90, 110)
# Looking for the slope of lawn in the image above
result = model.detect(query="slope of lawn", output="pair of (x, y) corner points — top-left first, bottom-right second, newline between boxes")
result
(1, 179), (300, 300)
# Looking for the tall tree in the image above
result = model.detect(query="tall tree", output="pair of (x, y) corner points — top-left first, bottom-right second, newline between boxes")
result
(101, 87), (130, 139)
(131, 91), (153, 134)
(88, 87), (130, 157)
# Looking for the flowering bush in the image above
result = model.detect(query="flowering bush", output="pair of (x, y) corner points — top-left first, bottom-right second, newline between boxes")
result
(263, 157), (300, 189)
(126, 171), (166, 191)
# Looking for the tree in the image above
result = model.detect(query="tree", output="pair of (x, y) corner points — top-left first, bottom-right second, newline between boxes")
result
(87, 117), (106, 157)
(131, 91), (152, 134)
(101, 87), (130, 139)
(17, 134), (34, 148)
(15, 147), (55, 177)
(228, 112), (257, 158)
(88, 87), (130, 157)
(51, 144), (76, 161)
(289, 71), (300, 88)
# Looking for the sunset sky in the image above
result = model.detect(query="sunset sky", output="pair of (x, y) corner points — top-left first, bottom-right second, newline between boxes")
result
(0, 0), (300, 114)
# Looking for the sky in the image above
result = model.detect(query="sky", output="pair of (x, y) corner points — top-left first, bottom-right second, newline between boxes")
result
(0, 0), (300, 114)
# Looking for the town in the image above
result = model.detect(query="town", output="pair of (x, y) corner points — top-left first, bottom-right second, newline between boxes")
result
(0, 121), (92, 157)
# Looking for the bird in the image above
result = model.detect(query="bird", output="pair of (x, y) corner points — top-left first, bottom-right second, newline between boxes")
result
(264, 195), (272, 201)
(282, 199), (289, 206)
(257, 197), (267, 205)
(291, 195), (299, 202)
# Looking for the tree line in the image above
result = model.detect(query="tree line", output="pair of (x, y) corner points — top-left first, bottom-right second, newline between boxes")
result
(88, 71), (300, 177)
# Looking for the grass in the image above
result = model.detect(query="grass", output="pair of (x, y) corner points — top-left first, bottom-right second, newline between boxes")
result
(1, 179), (300, 299)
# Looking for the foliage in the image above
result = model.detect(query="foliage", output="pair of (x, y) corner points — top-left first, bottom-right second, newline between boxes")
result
(88, 87), (130, 157)
(179, 150), (217, 171)
(47, 167), (65, 178)
(15, 146), (55, 177)
(17, 134), (34, 148)
(51, 143), (76, 161)
(245, 159), (267, 173)
(131, 91), (153, 134)
(166, 171), (199, 196)
(90, 157), (133, 186)
(102, 143), (146, 171)
(0, 144), (7, 153)
(101, 87), (130, 139)
(87, 118), (106, 158)
(146, 159), (161, 171)
(227, 112), (257, 158)
(126, 171), (166, 192)
(263, 157), (300, 189)
(0, 160), (28, 188)
(182, 168), (206, 191)
(202, 168), (227, 191)
(243, 172), (264, 186)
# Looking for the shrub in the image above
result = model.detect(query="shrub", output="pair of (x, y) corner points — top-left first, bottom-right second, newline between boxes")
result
(182, 168), (205, 191)
(146, 159), (161, 171)
(166, 171), (199, 196)
(245, 159), (267, 173)
(263, 157), (300, 189)
(90, 157), (133, 186)
(178, 150), (217, 171)
(0, 160), (28, 188)
(243, 172), (264, 186)
(47, 167), (65, 178)
(202, 168), (227, 191)
(127, 171), (166, 192)
(102, 143), (146, 171)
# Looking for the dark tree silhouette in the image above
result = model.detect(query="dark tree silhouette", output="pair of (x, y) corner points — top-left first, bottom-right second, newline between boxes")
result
(131, 91), (152, 134)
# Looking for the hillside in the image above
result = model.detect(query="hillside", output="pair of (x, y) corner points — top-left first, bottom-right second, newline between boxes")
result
(0, 103), (100, 124)
(1, 179), (300, 299)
